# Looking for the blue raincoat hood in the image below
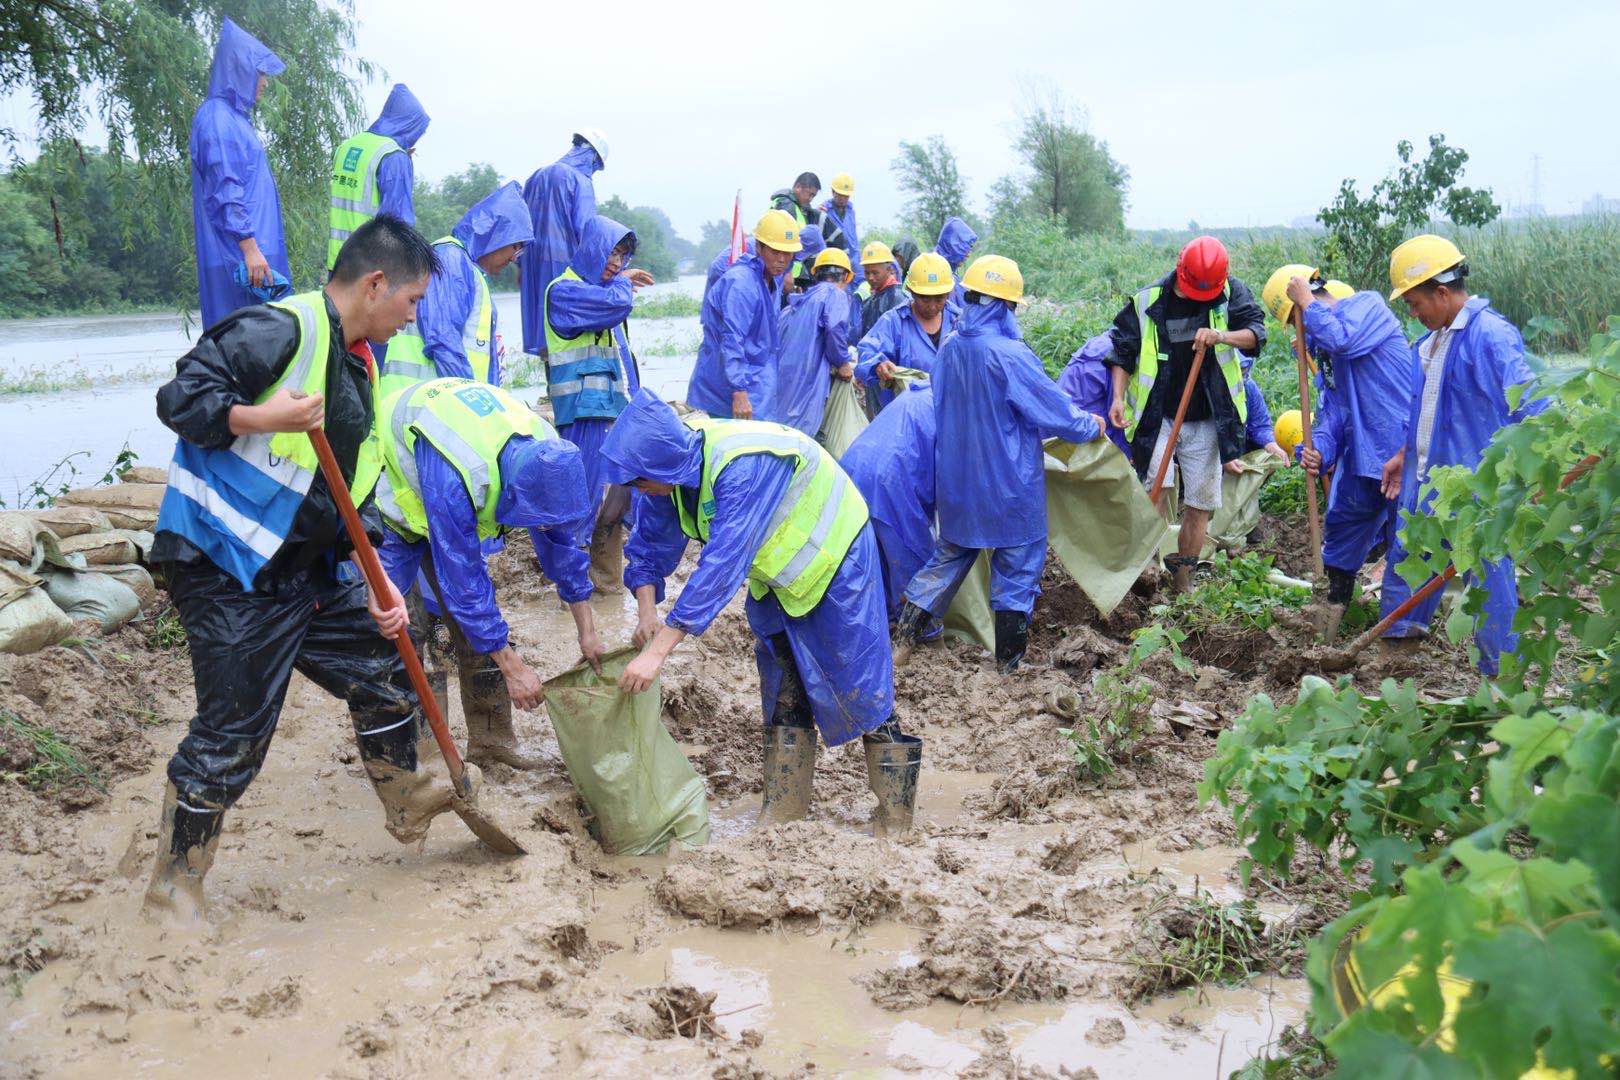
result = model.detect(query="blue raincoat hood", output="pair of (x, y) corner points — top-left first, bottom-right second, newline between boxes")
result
(600, 389), (703, 486)
(798, 224), (826, 264)
(495, 437), (590, 529)
(1074, 331), (1112, 365)
(207, 18), (284, 115)
(959, 296), (1022, 340)
(451, 182), (535, 261)
(569, 215), (636, 283)
(564, 141), (603, 175)
(369, 83), (430, 150)
(936, 217), (977, 268)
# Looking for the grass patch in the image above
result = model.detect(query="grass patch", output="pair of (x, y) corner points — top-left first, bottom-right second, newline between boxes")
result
(1127, 885), (1286, 1001)
(0, 362), (172, 396)
(1152, 552), (1311, 632)
(633, 293), (703, 319)
(640, 335), (702, 358)
(0, 709), (104, 792)
(145, 606), (187, 650)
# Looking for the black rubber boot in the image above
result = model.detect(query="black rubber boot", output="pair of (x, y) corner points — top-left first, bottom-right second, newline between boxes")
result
(143, 782), (225, 927)
(758, 725), (817, 826)
(863, 723), (922, 838)
(993, 610), (1029, 673)
(893, 601), (932, 668)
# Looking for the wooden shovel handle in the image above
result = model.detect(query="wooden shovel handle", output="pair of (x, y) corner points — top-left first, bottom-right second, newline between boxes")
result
(1148, 343), (1206, 505)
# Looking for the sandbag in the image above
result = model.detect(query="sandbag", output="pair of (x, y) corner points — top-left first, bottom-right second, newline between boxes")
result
(1159, 449), (1288, 559)
(40, 567), (141, 632)
(117, 465), (168, 485)
(0, 563), (73, 655)
(543, 648), (710, 856)
(58, 483), (163, 530)
(90, 563), (157, 608)
(27, 505), (113, 539)
(57, 532), (139, 566)
(817, 378), (870, 459)
(113, 529), (155, 561)
(0, 513), (45, 564)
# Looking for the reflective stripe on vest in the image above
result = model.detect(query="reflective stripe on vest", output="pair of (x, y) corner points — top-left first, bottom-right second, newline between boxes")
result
(1121, 285), (1248, 441)
(155, 291), (382, 590)
(377, 237), (495, 399)
(671, 418), (868, 617)
(328, 131), (404, 269)
(376, 377), (555, 541)
(542, 266), (631, 426)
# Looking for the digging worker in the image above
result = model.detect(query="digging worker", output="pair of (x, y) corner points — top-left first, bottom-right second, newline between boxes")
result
(145, 216), (454, 925)
(1264, 266), (1414, 639)
(858, 241), (907, 339)
(375, 378), (605, 769)
(686, 210), (802, 421)
(775, 247), (856, 438)
(818, 172), (859, 257)
(1379, 236), (1545, 674)
(603, 390), (921, 837)
(379, 182), (532, 395)
(893, 256), (1104, 672)
(543, 215), (655, 591)
(519, 128), (609, 358)
(855, 252), (958, 412)
(327, 83), (430, 272)
(189, 18), (290, 328)
(1105, 235), (1267, 592)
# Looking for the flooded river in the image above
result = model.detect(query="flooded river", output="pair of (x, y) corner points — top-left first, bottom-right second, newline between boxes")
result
(0, 277), (704, 503)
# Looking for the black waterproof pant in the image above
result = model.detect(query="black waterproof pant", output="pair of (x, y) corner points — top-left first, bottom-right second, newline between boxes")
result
(165, 559), (419, 810)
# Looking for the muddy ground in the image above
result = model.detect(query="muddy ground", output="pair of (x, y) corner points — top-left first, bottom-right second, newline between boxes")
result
(0, 528), (1479, 1077)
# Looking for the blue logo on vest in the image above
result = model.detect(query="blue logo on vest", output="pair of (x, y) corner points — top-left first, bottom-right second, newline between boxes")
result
(342, 146), (363, 173)
(455, 385), (503, 416)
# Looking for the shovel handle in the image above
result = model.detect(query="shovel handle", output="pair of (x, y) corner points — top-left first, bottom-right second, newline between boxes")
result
(305, 427), (470, 793)
(1148, 342), (1206, 505)
(1292, 309), (1325, 577)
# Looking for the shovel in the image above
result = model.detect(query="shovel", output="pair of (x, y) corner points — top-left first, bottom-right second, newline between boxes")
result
(1291, 309), (1325, 577)
(1147, 342), (1206, 506)
(306, 426), (526, 855)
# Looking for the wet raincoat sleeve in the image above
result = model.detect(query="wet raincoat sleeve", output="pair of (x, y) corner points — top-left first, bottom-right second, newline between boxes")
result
(549, 274), (634, 337)
(156, 306), (300, 448)
(416, 440), (509, 653)
(1310, 373), (1342, 471)
(623, 491), (689, 604)
(854, 308), (900, 385)
(716, 273), (769, 395)
(1006, 349), (1100, 444)
(665, 456), (796, 635)
(1243, 377), (1275, 449)
(375, 153), (416, 223)
(417, 250), (481, 379)
(194, 120), (262, 246)
(532, 526), (593, 604)
(818, 291), (849, 370)
(1104, 297), (1143, 374)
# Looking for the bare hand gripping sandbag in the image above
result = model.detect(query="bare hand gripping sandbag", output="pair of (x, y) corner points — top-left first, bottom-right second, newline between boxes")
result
(544, 647), (710, 856)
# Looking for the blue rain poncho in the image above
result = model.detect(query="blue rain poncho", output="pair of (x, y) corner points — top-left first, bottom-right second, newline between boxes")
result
(367, 83), (429, 224)
(855, 301), (958, 411)
(703, 230), (809, 301)
(932, 300), (1100, 549)
(1380, 297), (1547, 674)
(1057, 332), (1129, 454)
(1302, 291), (1416, 480)
(379, 435), (593, 653)
(604, 391), (891, 745)
(819, 198), (858, 257)
(414, 182), (533, 385)
(188, 18), (287, 329)
(1243, 377), (1276, 450)
(839, 384), (936, 617)
(774, 282), (850, 436)
(686, 252), (784, 420)
(934, 217), (977, 307)
(547, 214), (643, 515)
(518, 142), (600, 354)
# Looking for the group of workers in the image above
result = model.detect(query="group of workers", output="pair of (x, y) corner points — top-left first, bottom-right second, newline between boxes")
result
(145, 16), (1541, 925)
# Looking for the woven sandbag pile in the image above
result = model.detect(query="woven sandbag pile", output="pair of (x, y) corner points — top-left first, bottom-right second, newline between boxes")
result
(0, 467), (165, 654)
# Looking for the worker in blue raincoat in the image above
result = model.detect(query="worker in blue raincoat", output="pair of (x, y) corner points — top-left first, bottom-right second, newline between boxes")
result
(376, 379), (603, 770)
(365, 84), (428, 223)
(544, 214), (655, 591)
(895, 257), (1104, 672)
(606, 390), (921, 836)
(785, 226), (828, 299)
(327, 83), (430, 275)
(188, 18), (288, 330)
(818, 173), (859, 257)
(707, 225), (819, 307)
(775, 248), (855, 437)
(1058, 332), (1130, 456)
(686, 210), (801, 421)
(1379, 237), (1546, 674)
(934, 216), (977, 308)
(518, 129), (608, 356)
(856, 252), (957, 412)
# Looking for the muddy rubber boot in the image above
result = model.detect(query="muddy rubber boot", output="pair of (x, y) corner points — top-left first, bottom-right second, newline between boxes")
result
(355, 710), (463, 844)
(757, 725), (817, 826)
(892, 601), (932, 669)
(588, 520), (625, 595)
(864, 731), (923, 838)
(1312, 566), (1356, 642)
(143, 782), (223, 928)
(993, 610), (1030, 673)
(461, 665), (546, 771)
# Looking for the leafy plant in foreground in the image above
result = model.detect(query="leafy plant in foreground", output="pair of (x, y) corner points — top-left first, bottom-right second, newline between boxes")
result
(1151, 552), (1310, 633)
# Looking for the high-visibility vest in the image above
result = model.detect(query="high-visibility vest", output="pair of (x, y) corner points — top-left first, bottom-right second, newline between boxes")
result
(1121, 284), (1248, 441)
(376, 377), (556, 542)
(328, 131), (405, 270)
(542, 267), (631, 426)
(672, 417), (868, 617)
(155, 291), (382, 591)
(377, 237), (495, 399)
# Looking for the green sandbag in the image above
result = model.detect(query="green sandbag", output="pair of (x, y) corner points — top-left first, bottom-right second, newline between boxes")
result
(818, 379), (869, 458)
(1158, 449), (1287, 558)
(543, 647), (710, 856)
(944, 437), (1168, 648)
(39, 566), (141, 632)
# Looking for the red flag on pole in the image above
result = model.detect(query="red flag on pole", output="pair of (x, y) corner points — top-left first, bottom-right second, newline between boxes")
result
(728, 189), (744, 265)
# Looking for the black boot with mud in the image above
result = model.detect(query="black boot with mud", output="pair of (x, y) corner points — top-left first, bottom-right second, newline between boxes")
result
(758, 633), (817, 827)
(892, 601), (932, 668)
(354, 708), (464, 845)
(863, 722), (922, 838)
(143, 782), (224, 928)
(993, 610), (1029, 673)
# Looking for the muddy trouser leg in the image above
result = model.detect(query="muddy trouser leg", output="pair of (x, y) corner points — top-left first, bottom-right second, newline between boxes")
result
(895, 538), (980, 652)
(404, 585), (450, 742)
(590, 483), (630, 594)
(989, 540), (1044, 672)
(755, 632), (817, 825)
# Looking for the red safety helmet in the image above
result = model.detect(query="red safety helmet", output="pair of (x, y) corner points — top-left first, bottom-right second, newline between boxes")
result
(1176, 236), (1229, 302)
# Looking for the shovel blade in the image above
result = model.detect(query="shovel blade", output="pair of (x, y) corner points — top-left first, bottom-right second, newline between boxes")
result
(451, 791), (526, 855)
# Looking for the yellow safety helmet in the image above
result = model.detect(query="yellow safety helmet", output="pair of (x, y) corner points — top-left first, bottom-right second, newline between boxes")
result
(1388, 234), (1465, 300)
(1324, 280), (1355, 301)
(905, 252), (954, 296)
(961, 254), (1025, 304)
(812, 247), (851, 274)
(1261, 263), (1321, 325)
(860, 240), (894, 266)
(1274, 410), (1304, 458)
(752, 209), (803, 253)
(830, 172), (855, 196)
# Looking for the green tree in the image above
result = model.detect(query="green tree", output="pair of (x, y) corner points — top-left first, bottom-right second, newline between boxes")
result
(996, 88), (1128, 236)
(1317, 134), (1500, 292)
(891, 135), (969, 244)
(698, 218), (731, 258)
(599, 195), (678, 281)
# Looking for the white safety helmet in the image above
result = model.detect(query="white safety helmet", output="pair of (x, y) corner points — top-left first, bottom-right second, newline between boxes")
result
(572, 127), (610, 168)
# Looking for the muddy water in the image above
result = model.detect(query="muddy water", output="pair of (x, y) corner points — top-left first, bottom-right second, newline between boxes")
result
(0, 278), (704, 498)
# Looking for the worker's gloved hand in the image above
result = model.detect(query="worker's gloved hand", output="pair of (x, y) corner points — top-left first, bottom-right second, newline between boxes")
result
(1107, 397), (1126, 431)
(364, 571), (409, 640)
(835, 362), (854, 381)
(731, 390), (753, 420)
(1300, 446), (1323, 476)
